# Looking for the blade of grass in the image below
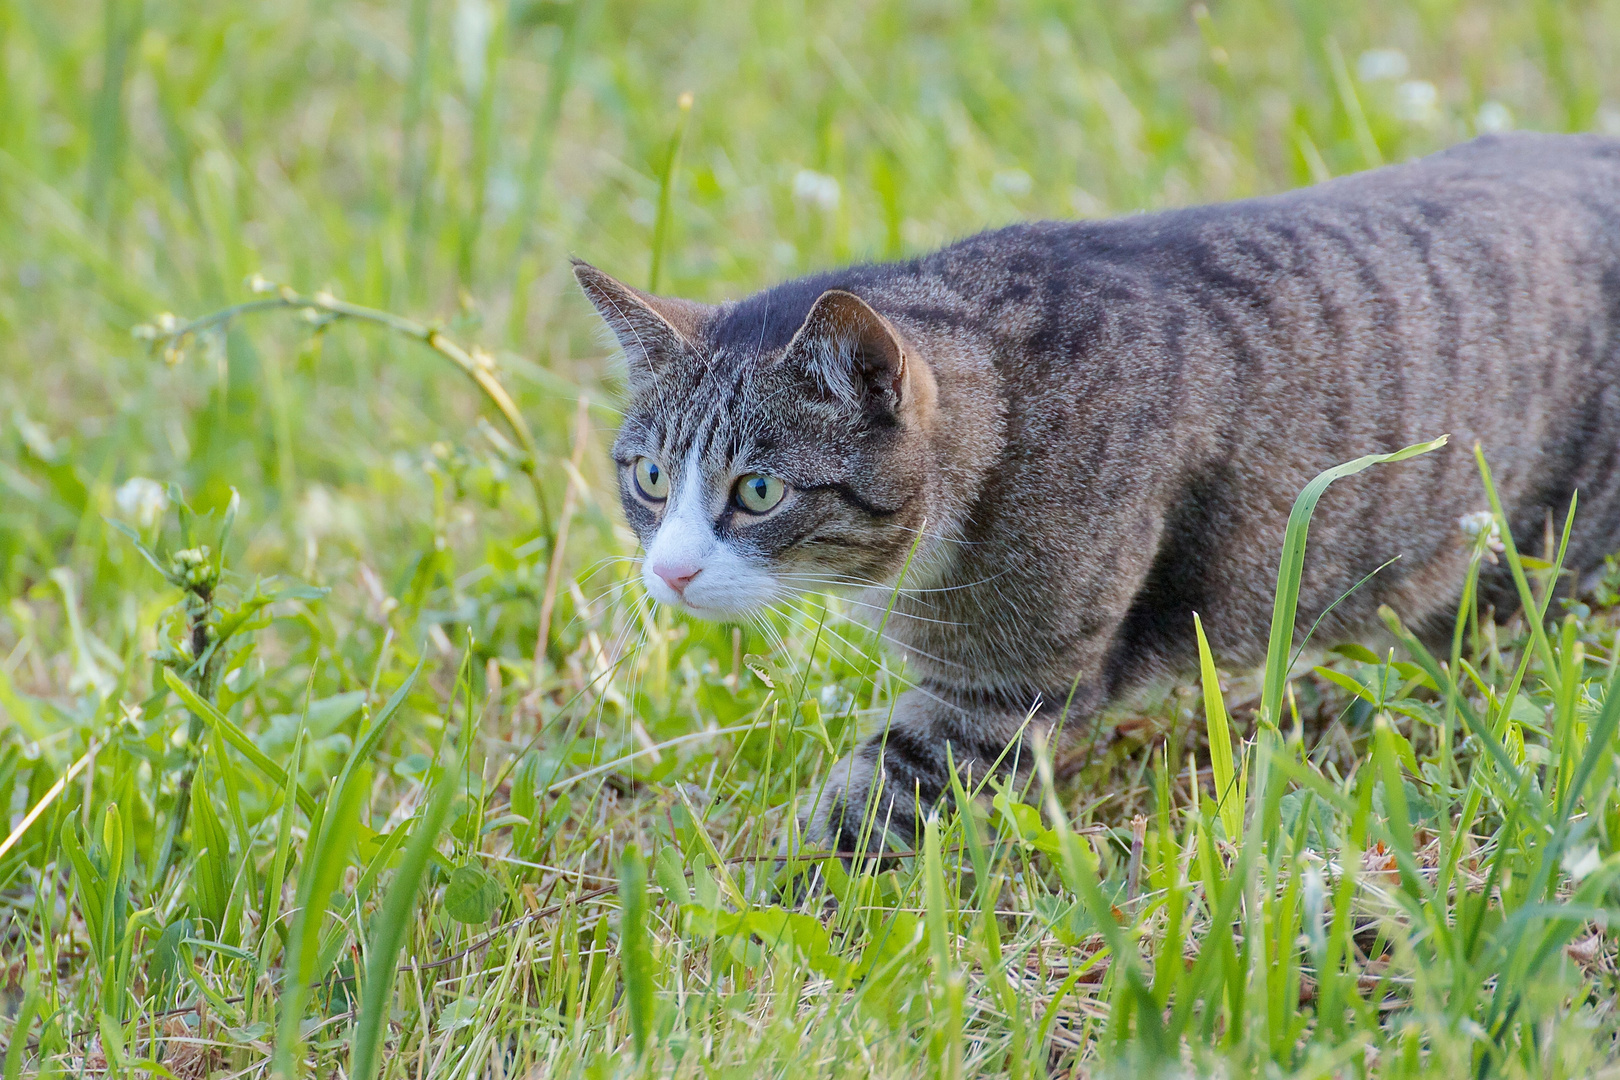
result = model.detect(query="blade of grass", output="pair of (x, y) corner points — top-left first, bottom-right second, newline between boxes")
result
(647, 92), (693, 292)
(348, 761), (458, 1080)
(164, 668), (317, 817)
(1193, 613), (1242, 843)
(1474, 444), (1563, 696)
(618, 842), (653, 1061)
(1259, 435), (1447, 730)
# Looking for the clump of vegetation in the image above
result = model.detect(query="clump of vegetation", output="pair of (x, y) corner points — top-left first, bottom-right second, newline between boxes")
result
(3, 1), (1619, 1076)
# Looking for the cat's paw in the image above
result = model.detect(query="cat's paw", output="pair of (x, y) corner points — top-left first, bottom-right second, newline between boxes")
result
(798, 750), (924, 862)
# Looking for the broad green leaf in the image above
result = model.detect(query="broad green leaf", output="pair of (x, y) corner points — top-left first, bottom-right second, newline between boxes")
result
(445, 862), (502, 924)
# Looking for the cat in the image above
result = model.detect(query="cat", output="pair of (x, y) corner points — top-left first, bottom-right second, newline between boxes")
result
(574, 131), (1620, 855)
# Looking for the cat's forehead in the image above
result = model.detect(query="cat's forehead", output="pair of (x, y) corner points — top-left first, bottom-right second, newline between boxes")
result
(617, 347), (799, 455)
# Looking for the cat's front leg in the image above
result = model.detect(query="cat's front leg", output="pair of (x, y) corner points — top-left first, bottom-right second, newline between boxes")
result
(800, 687), (1070, 856)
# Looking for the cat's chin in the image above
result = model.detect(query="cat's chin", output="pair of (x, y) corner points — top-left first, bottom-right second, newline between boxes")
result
(658, 590), (781, 622)
(669, 600), (759, 622)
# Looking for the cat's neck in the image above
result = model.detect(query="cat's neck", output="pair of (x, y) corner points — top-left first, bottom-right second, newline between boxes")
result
(871, 316), (1007, 602)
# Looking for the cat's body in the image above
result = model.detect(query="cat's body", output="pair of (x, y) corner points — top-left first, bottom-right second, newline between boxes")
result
(577, 132), (1620, 852)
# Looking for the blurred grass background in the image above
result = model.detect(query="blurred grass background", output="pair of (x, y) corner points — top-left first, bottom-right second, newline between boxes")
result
(5, 0), (1615, 598)
(5, 0), (1620, 1076)
(1, 0), (1614, 614)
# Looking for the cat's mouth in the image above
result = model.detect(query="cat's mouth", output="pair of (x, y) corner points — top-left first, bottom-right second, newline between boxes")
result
(641, 563), (783, 621)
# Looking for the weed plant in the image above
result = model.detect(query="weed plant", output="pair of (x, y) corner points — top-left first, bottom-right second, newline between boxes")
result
(3, 1), (1620, 1076)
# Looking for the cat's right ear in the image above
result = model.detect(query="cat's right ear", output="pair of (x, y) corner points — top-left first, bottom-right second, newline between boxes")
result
(572, 260), (713, 393)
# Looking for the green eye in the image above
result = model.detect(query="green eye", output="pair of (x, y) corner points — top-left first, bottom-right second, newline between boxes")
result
(632, 457), (668, 501)
(734, 473), (786, 514)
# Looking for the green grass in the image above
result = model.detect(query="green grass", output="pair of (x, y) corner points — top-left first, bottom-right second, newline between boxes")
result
(4, 0), (1620, 1075)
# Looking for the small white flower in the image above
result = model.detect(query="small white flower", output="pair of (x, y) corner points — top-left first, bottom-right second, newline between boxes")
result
(301, 484), (361, 541)
(792, 169), (841, 212)
(1475, 101), (1513, 134)
(1357, 48), (1409, 82)
(485, 171), (519, 219)
(116, 477), (169, 529)
(1459, 510), (1505, 562)
(15, 415), (57, 461)
(453, 0), (494, 99)
(1564, 844), (1603, 883)
(992, 168), (1033, 197)
(1396, 80), (1441, 125)
(627, 197), (656, 226)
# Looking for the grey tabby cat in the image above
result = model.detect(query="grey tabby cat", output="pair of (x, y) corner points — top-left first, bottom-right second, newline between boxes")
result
(575, 132), (1620, 855)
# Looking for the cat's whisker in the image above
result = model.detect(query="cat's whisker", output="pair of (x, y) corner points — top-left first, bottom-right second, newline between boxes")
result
(575, 553), (643, 575)
(759, 606), (932, 698)
(772, 567), (1016, 598)
(744, 610), (792, 664)
(805, 605), (973, 673)
(767, 599), (972, 677)
(794, 594), (967, 627)
(884, 520), (986, 547)
(762, 618), (971, 718)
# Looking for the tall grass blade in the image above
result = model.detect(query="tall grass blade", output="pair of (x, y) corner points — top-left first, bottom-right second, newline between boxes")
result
(1193, 612), (1242, 842)
(512, 0), (589, 257)
(1259, 435), (1447, 728)
(618, 842), (653, 1060)
(348, 759), (459, 1080)
(647, 92), (693, 292)
(1474, 443), (1564, 692)
(164, 668), (317, 817)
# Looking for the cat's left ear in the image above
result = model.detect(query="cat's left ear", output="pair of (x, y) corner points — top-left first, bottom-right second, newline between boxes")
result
(785, 290), (914, 421)
(572, 260), (714, 394)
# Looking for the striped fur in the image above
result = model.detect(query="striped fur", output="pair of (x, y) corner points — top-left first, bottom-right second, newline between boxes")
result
(577, 132), (1620, 853)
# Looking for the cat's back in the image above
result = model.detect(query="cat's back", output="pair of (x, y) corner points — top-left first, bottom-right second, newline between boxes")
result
(706, 134), (1620, 372)
(905, 132), (1620, 305)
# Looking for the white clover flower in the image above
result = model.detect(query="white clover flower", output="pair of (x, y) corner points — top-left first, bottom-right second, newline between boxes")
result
(1564, 844), (1602, 882)
(992, 168), (1033, 197)
(453, 0), (494, 99)
(300, 483), (361, 541)
(116, 477), (169, 529)
(792, 169), (841, 212)
(1475, 101), (1513, 134)
(1459, 510), (1505, 563)
(1356, 48), (1409, 82)
(1396, 80), (1441, 125)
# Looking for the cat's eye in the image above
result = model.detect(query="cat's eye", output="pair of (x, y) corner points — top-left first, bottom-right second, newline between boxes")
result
(632, 457), (668, 502)
(733, 473), (786, 514)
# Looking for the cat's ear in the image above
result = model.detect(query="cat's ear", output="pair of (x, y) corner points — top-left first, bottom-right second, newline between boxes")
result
(784, 290), (912, 420)
(572, 260), (713, 391)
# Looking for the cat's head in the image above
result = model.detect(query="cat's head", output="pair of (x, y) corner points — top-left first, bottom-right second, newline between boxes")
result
(574, 261), (938, 621)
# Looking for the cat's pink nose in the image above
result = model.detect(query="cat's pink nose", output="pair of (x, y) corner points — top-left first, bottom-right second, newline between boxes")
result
(652, 562), (701, 595)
